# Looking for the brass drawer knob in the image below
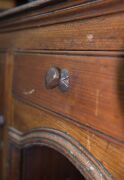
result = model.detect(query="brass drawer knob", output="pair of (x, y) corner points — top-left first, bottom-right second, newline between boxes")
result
(45, 67), (69, 92)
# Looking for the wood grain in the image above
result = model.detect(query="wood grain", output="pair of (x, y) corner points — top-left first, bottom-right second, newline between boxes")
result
(0, 53), (5, 114)
(8, 127), (112, 180)
(7, 143), (22, 180)
(13, 53), (124, 143)
(0, 12), (124, 51)
(13, 99), (124, 180)
(2, 51), (14, 180)
(0, 0), (124, 179)
(0, 0), (124, 32)
(0, 53), (5, 180)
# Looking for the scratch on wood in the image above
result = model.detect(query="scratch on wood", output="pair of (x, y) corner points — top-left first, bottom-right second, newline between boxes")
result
(105, 142), (110, 153)
(95, 89), (100, 116)
(23, 89), (35, 95)
(87, 34), (94, 42)
(87, 134), (91, 151)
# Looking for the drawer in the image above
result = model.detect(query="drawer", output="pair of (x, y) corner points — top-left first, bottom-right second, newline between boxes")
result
(13, 53), (124, 143)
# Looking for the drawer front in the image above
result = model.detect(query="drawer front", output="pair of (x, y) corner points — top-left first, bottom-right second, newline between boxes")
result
(13, 53), (124, 143)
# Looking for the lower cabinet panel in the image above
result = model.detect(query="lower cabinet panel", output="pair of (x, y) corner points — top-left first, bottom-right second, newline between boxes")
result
(7, 127), (112, 180)
(22, 146), (85, 180)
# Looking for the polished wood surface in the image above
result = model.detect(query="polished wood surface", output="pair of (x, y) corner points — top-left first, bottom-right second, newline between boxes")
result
(12, 99), (124, 179)
(13, 53), (124, 143)
(0, 53), (5, 114)
(0, 0), (124, 179)
(0, 13), (124, 50)
(0, 0), (123, 33)
(2, 51), (14, 180)
(0, 53), (5, 180)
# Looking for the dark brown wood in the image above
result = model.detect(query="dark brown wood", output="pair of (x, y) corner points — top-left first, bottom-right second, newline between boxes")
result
(8, 127), (112, 180)
(0, 0), (124, 32)
(0, 0), (124, 179)
(0, 53), (5, 180)
(22, 146), (85, 180)
(0, 125), (3, 180)
(0, 0), (15, 10)
(7, 143), (22, 180)
(2, 51), (14, 180)
(0, 12), (124, 51)
(13, 99), (124, 179)
(0, 53), (5, 114)
(13, 52), (124, 143)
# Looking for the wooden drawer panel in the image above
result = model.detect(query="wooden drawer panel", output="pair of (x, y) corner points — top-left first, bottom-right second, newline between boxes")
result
(13, 53), (124, 143)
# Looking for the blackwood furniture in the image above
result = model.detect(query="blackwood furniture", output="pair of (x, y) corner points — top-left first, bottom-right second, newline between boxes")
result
(0, 0), (124, 179)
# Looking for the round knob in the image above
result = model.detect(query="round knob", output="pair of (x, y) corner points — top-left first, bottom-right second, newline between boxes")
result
(45, 67), (60, 89)
(45, 67), (69, 92)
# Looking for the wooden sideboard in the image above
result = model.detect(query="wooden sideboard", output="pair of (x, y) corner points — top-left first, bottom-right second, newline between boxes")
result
(0, 0), (124, 179)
